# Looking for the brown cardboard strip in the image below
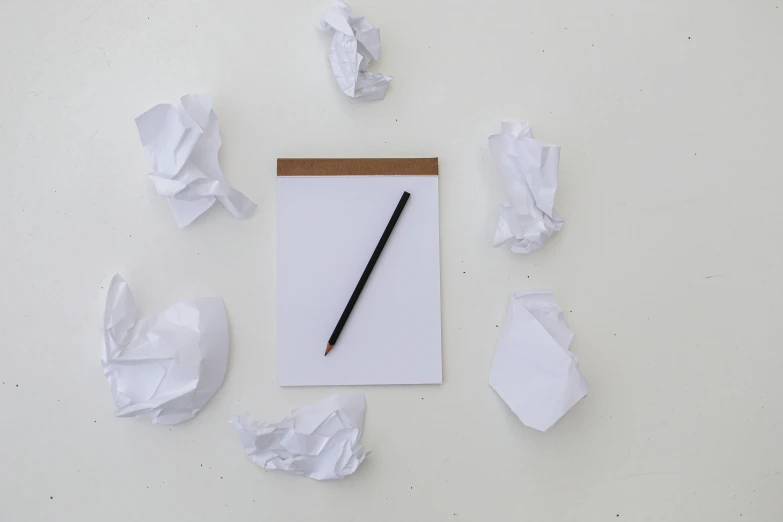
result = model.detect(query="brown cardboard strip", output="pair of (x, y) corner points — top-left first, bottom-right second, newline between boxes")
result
(277, 158), (438, 177)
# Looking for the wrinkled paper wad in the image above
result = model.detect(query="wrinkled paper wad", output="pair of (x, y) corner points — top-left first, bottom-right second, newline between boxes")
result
(101, 274), (229, 425)
(490, 291), (588, 431)
(135, 94), (256, 227)
(490, 122), (564, 253)
(231, 394), (368, 480)
(319, 0), (392, 100)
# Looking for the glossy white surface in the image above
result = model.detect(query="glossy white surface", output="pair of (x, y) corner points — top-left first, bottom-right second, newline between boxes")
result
(2, 1), (781, 520)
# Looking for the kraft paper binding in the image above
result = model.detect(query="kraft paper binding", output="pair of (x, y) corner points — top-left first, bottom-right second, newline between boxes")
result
(277, 158), (439, 177)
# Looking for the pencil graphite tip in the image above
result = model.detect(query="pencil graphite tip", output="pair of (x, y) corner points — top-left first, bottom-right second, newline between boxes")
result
(325, 343), (334, 356)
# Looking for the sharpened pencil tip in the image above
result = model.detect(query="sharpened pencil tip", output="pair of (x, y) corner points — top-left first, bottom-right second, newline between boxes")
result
(325, 343), (334, 356)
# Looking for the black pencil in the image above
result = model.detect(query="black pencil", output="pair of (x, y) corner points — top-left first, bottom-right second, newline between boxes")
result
(325, 191), (411, 356)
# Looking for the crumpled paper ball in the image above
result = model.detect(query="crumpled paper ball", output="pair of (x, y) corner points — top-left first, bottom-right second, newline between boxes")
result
(101, 274), (229, 425)
(135, 94), (256, 227)
(489, 122), (564, 253)
(319, 0), (392, 100)
(489, 291), (588, 431)
(231, 394), (368, 480)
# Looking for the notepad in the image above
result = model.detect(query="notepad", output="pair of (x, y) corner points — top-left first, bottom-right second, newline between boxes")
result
(277, 159), (442, 386)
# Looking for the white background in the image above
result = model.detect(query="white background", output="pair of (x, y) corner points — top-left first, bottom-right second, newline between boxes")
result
(1, 0), (781, 520)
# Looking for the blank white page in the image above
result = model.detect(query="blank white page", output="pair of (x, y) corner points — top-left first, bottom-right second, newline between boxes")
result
(277, 175), (442, 386)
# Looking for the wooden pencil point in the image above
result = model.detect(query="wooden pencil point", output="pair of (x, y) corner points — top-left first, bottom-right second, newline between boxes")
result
(325, 343), (334, 356)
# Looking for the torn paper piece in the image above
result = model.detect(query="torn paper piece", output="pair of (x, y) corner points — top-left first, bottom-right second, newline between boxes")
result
(230, 394), (368, 480)
(135, 94), (257, 227)
(101, 274), (229, 425)
(489, 292), (588, 432)
(489, 122), (564, 253)
(319, 0), (392, 100)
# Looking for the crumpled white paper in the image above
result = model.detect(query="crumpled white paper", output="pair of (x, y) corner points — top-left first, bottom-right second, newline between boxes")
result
(319, 0), (392, 100)
(489, 291), (588, 432)
(230, 394), (368, 480)
(101, 274), (229, 425)
(135, 94), (257, 227)
(489, 122), (564, 253)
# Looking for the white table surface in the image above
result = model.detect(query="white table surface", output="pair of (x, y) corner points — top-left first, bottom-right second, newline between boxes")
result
(2, 1), (782, 520)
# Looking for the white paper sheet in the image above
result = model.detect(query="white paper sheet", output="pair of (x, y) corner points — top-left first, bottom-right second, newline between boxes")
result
(277, 175), (442, 386)
(101, 274), (229, 425)
(319, 0), (392, 100)
(135, 94), (256, 227)
(489, 122), (564, 253)
(230, 394), (368, 480)
(489, 291), (588, 431)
